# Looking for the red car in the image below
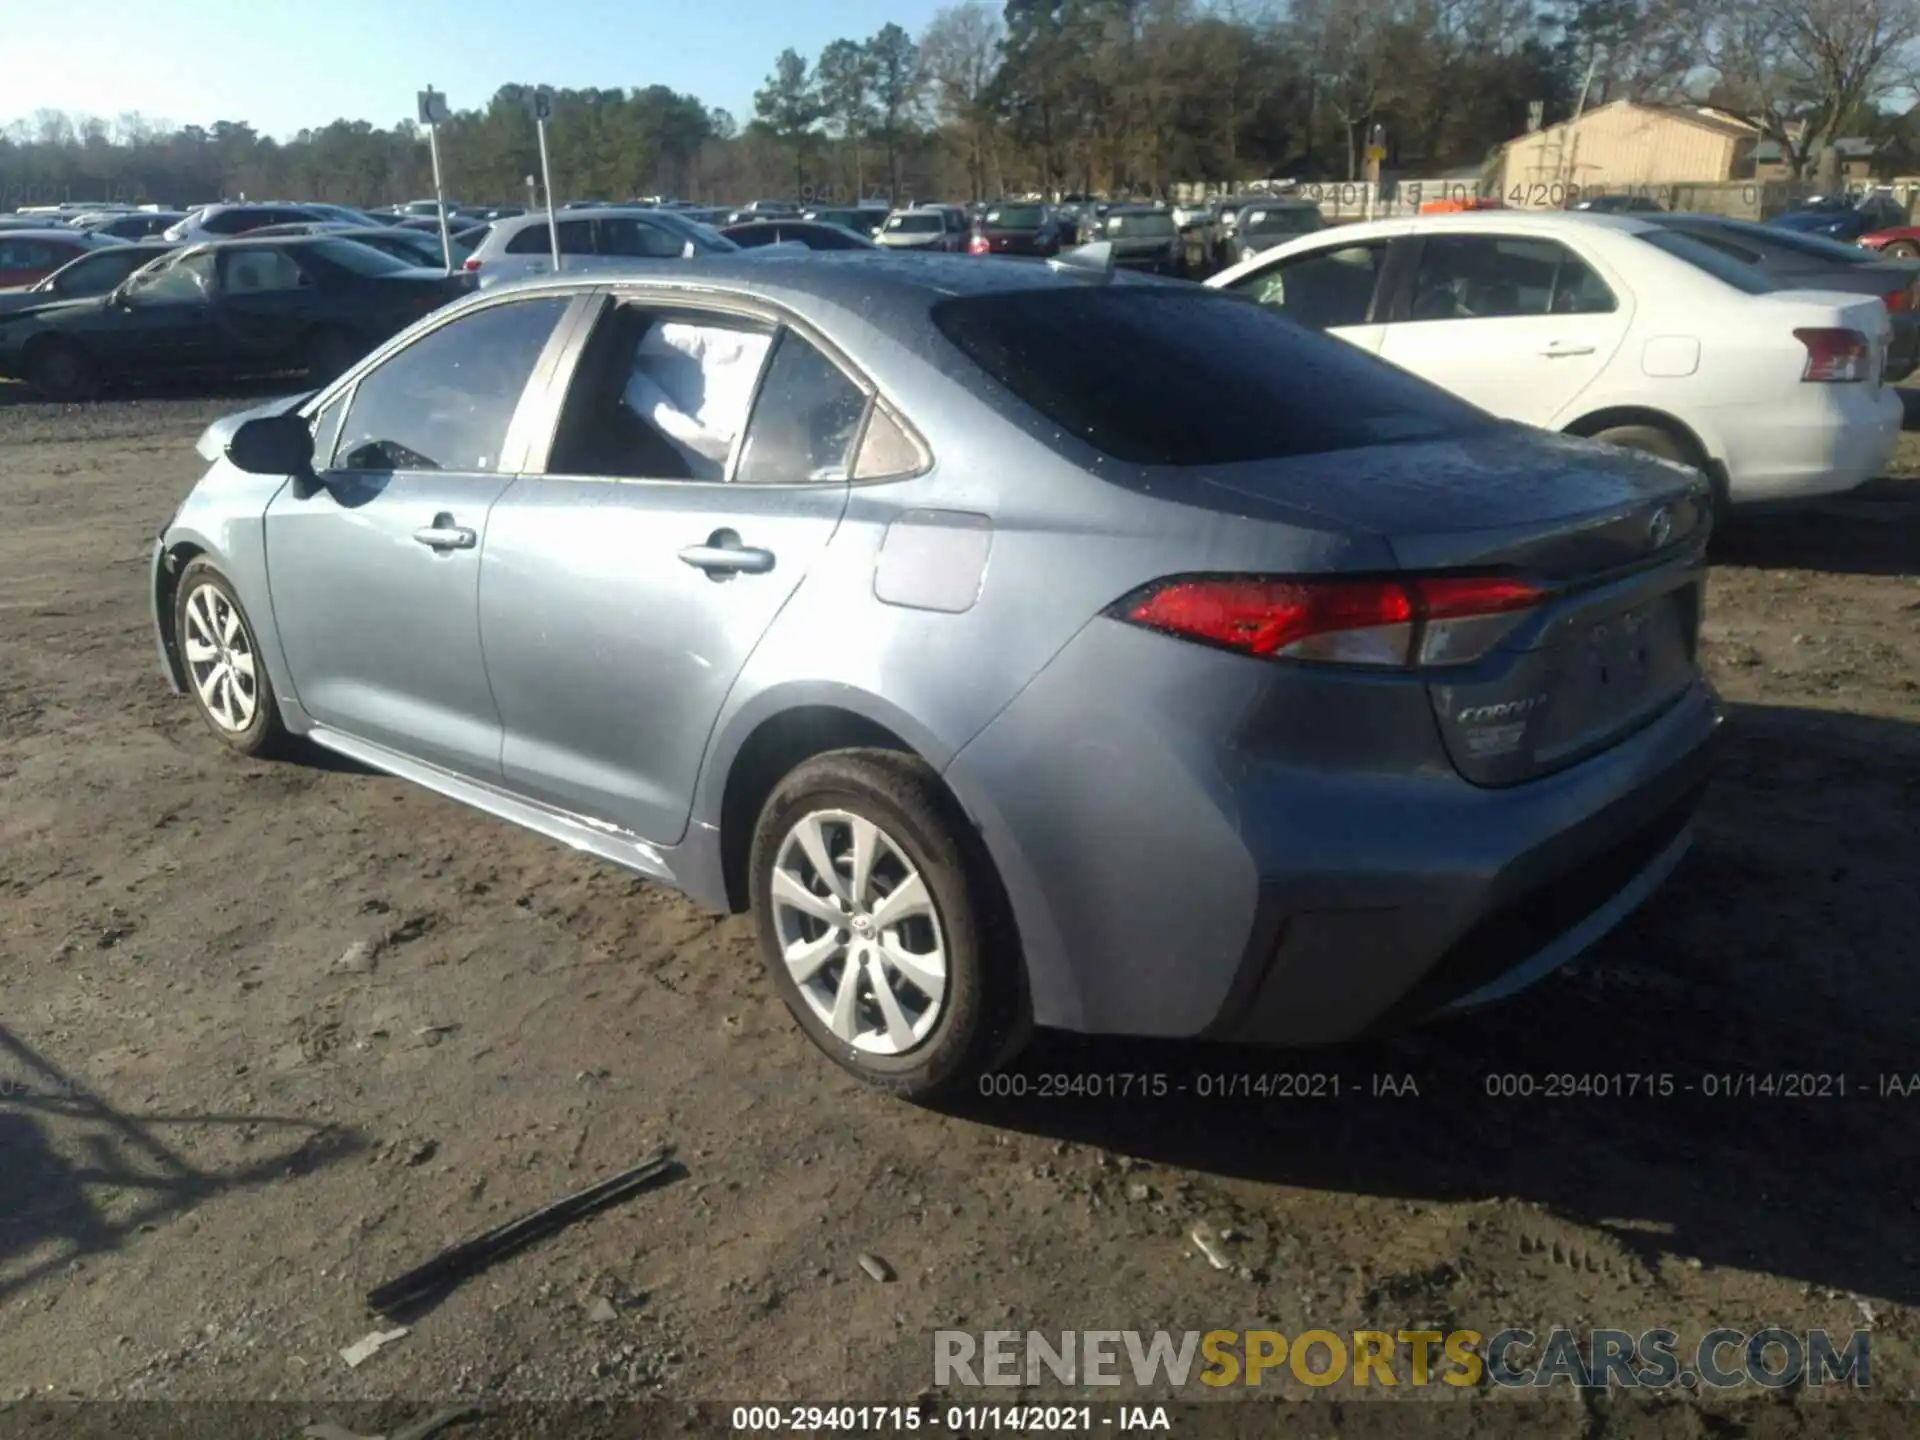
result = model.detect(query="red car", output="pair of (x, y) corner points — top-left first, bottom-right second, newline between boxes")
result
(0, 229), (120, 289)
(1858, 226), (1920, 259)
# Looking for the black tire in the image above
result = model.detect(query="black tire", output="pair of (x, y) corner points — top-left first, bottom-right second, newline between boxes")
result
(749, 748), (1026, 1100)
(173, 558), (291, 758)
(1886, 240), (1920, 259)
(25, 339), (100, 402)
(305, 325), (361, 383)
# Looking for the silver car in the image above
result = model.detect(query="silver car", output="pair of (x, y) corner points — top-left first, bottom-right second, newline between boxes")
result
(149, 253), (1719, 1097)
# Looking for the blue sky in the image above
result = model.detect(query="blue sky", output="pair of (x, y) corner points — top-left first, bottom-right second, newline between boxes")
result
(3, 0), (949, 140)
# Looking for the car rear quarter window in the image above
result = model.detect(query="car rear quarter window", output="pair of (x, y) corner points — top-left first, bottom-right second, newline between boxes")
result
(506, 219), (594, 255)
(332, 297), (572, 474)
(932, 287), (1494, 467)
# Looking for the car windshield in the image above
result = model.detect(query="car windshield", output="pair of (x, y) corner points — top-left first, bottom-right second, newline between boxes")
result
(1241, 207), (1319, 236)
(986, 205), (1045, 228)
(1105, 212), (1175, 237)
(305, 239), (415, 275)
(1636, 229), (1775, 294)
(933, 287), (1493, 466)
(886, 214), (945, 234)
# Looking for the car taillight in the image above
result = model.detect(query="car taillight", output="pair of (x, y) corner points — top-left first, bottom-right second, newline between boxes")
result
(463, 255), (481, 271)
(1110, 574), (1545, 669)
(967, 233), (989, 255)
(1795, 326), (1870, 381)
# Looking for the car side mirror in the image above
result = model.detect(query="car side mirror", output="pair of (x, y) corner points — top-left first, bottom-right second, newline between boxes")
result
(226, 412), (315, 478)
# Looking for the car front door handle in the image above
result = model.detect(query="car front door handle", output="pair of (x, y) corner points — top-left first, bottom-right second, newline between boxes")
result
(679, 529), (775, 578)
(1541, 342), (1597, 358)
(413, 513), (477, 551)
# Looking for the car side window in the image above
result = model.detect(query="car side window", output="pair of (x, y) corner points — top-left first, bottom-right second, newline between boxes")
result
(127, 251), (217, 304)
(221, 247), (309, 294)
(332, 297), (571, 474)
(734, 330), (869, 485)
(548, 304), (774, 481)
(1410, 235), (1618, 321)
(1226, 242), (1386, 330)
(598, 218), (685, 258)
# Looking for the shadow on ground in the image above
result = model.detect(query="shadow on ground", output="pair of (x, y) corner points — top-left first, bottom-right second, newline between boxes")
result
(938, 701), (1920, 1307)
(0, 1026), (363, 1306)
(1716, 482), (1920, 578)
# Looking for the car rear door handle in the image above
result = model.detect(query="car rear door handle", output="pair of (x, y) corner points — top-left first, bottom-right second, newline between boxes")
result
(1541, 342), (1597, 358)
(413, 513), (476, 551)
(679, 529), (775, 577)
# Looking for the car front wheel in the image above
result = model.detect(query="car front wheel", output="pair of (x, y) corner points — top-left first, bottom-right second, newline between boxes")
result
(749, 749), (1024, 1099)
(174, 558), (290, 757)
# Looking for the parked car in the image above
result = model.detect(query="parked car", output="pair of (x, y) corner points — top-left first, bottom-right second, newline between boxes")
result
(149, 251), (1717, 1096)
(720, 220), (878, 251)
(1099, 206), (1187, 275)
(1227, 201), (1325, 263)
(0, 229), (123, 288)
(0, 240), (178, 316)
(1643, 212), (1920, 381)
(79, 210), (188, 240)
(163, 204), (334, 243)
(1571, 193), (1666, 214)
(802, 207), (886, 237)
(1856, 222), (1920, 259)
(463, 207), (739, 287)
(740, 200), (802, 218)
(966, 202), (1074, 258)
(875, 206), (971, 253)
(1208, 210), (1902, 513)
(0, 236), (467, 399)
(1768, 191), (1909, 242)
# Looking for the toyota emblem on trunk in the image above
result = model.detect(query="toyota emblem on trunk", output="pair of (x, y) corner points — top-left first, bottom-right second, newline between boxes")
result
(1647, 505), (1673, 549)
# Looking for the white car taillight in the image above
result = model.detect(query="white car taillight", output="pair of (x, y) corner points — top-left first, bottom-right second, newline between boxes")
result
(1795, 327), (1870, 382)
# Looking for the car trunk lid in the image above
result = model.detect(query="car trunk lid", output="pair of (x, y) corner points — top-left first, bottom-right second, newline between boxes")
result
(1194, 425), (1711, 785)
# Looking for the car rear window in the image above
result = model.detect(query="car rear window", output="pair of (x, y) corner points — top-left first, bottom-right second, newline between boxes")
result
(986, 205), (1045, 228)
(932, 287), (1495, 466)
(1635, 229), (1774, 294)
(886, 214), (944, 234)
(1242, 207), (1321, 236)
(305, 238), (415, 275)
(1106, 212), (1175, 237)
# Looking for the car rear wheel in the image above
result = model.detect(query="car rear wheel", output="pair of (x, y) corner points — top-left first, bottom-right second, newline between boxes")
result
(174, 559), (289, 758)
(1886, 240), (1920, 259)
(25, 339), (100, 402)
(749, 749), (1024, 1099)
(305, 325), (361, 383)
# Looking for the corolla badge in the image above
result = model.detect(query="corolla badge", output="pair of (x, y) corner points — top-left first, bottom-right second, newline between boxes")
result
(1647, 504), (1674, 549)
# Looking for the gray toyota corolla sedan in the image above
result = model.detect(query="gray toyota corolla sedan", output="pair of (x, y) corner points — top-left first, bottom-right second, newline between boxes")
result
(150, 250), (1719, 1097)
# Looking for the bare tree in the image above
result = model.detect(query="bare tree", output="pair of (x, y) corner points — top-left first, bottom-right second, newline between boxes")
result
(1705, 0), (1920, 177)
(922, 1), (1006, 197)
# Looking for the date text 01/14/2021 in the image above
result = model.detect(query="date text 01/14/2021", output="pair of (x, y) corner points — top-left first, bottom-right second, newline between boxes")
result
(972, 1072), (1420, 1100)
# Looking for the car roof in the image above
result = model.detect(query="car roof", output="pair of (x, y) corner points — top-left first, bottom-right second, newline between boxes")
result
(1317, 209), (1653, 242)
(0, 228), (104, 242)
(479, 250), (1174, 309)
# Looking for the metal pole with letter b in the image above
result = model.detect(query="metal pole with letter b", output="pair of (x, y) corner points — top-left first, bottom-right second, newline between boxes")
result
(530, 87), (561, 272)
(418, 85), (454, 272)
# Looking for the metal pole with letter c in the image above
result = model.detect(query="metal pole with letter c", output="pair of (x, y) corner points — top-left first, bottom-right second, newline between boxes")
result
(531, 87), (561, 272)
(418, 86), (454, 273)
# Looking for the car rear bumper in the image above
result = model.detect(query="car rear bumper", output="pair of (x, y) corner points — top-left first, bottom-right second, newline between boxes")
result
(944, 618), (1720, 1045)
(1714, 385), (1902, 504)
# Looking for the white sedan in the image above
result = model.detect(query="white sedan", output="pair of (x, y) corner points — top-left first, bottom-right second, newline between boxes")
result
(1207, 210), (1903, 510)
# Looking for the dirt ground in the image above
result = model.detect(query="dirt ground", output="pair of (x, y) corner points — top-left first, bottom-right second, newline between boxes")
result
(1, 382), (1917, 1435)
